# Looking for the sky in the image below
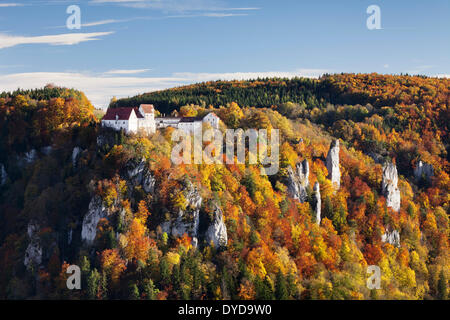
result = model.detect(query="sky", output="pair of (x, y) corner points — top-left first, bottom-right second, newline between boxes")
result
(0, 0), (449, 108)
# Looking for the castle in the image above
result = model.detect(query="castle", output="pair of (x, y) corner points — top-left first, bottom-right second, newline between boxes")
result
(101, 104), (220, 134)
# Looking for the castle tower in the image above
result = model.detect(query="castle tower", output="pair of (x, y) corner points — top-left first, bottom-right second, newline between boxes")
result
(139, 104), (156, 133)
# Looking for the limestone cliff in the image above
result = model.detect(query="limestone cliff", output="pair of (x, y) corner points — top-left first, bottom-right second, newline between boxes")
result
(161, 181), (202, 247)
(382, 162), (401, 212)
(414, 161), (434, 183)
(313, 182), (321, 225)
(326, 140), (340, 189)
(126, 158), (156, 193)
(72, 146), (82, 168)
(24, 222), (42, 269)
(81, 196), (109, 244)
(381, 227), (400, 247)
(0, 163), (7, 186)
(286, 159), (309, 203)
(205, 204), (228, 248)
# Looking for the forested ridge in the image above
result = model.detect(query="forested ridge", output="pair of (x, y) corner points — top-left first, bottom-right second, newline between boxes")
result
(0, 74), (448, 300)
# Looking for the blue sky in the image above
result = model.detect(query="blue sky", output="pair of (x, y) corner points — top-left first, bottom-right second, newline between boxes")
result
(0, 0), (449, 108)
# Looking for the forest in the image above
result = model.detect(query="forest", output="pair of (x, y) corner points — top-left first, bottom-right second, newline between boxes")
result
(0, 73), (448, 300)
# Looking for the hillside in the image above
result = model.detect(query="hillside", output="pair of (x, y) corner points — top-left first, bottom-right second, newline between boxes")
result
(0, 75), (448, 300)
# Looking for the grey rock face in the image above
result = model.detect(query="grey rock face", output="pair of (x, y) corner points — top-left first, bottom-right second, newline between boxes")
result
(205, 204), (228, 248)
(382, 162), (401, 212)
(414, 161), (434, 182)
(24, 149), (37, 164)
(24, 222), (42, 269)
(0, 164), (7, 186)
(96, 135), (106, 147)
(313, 182), (321, 225)
(161, 181), (202, 247)
(286, 159), (309, 203)
(381, 228), (400, 247)
(81, 196), (108, 244)
(142, 172), (156, 194)
(126, 159), (156, 193)
(72, 147), (82, 168)
(326, 140), (340, 189)
(127, 159), (146, 186)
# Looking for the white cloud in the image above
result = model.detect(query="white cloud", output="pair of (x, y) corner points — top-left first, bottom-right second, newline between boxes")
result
(0, 69), (328, 108)
(0, 72), (185, 108)
(82, 19), (123, 27)
(90, 0), (146, 2)
(0, 3), (23, 7)
(104, 69), (152, 75)
(89, 0), (259, 13)
(201, 13), (247, 17)
(0, 32), (114, 49)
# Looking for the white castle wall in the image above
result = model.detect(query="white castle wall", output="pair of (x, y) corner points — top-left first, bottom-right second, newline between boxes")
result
(102, 106), (219, 135)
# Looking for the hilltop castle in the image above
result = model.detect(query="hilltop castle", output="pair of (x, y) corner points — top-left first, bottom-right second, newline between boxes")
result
(101, 104), (220, 134)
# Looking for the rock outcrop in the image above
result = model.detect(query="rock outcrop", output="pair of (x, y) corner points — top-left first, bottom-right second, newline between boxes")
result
(205, 204), (228, 248)
(143, 172), (156, 194)
(381, 228), (400, 247)
(126, 158), (155, 193)
(0, 164), (7, 186)
(414, 161), (434, 183)
(24, 222), (42, 269)
(161, 181), (202, 247)
(382, 162), (401, 212)
(24, 149), (37, 164)
(313, 182), (321, 225)
(286, 159), (309, 203)
(326, 140), (340, 189)
(81, 196), (108, 244)
(72, 147), (82, 167)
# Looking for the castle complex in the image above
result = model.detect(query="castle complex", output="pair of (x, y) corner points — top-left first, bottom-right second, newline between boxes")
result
(101, 104), (220, 134)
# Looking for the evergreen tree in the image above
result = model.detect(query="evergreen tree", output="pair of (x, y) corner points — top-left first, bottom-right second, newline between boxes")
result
(86, 269), (100, 300)
(142, 279), (158, 300)
(275, 271), (289, 300)
(128, 283), (140, 300)
(438, 270), (448, 300)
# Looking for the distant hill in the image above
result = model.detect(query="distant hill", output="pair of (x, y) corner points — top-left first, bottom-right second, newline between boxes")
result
(111, 73), (449, 143)
(0, 86), (95, 159)
(111, 77), (324, 113)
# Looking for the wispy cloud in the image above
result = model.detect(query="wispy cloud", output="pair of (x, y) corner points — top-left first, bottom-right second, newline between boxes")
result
(201, 13), (248, 18)
(0, 69), (328, 108)
(104, 68), (152, 75)
(82, 19), (124, 27)
(0, 32), (114, 49)
(89, 0), (260, 13)
(0, 3), (23, 7)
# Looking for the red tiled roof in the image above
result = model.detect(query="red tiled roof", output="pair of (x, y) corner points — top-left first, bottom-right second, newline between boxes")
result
(103, 108), (132, 120)
(140, 104), (154, 113)
(103, 107), (143, 120)
(134, 108), (144, 118)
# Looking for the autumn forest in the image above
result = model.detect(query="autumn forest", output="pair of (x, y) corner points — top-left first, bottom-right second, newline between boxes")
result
(0, 73), (448, 300)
